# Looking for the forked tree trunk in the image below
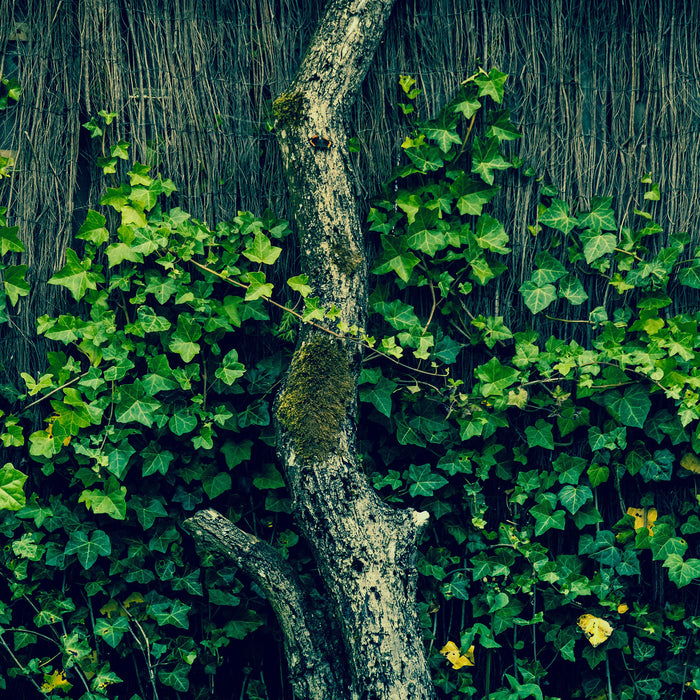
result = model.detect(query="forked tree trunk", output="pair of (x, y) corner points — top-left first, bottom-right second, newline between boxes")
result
(183, 1), (436, 698)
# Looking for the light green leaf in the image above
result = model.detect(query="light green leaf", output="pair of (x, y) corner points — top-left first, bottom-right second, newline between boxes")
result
(558, 274), (588, 305)
(64, 528), (111, 569)
(581, 230), (616, 263)
(450, 174), (499, 215)
(474, 68), (508, 103)
(169, 315), (202, 362)
(471, 136), (511, 185)
(77, 210), (110, 245)
(407, 463), (448, 497)
(372, 235), (420, 282)
(423, 114), (462, 152)
(287, 274), (312, 297)
(243, 231), (282, 265)
(0, 463), (27, 510)
(577, 196), (617, 231)
(539, 199), (578, 234)
(79, 478), (127, 520)
(3, 264), (30, 305)
(558, 484), (593, 514)
(105, 241), (143, 268)
(474, 215), (510, 253)
(486, 109), (520, 141)
(530, 252), (567, 286)
(476, 357), (519, 397)
(0, 225), (25, 254)
(407, 209), (444, 256)
(245, 271), (273, 301)
(48, 249), (102, 301)
(663, 554), (700, 588)
(519, 280), (557, 314)
(116, 381), (161, 427)
(215, 349), (246, 385)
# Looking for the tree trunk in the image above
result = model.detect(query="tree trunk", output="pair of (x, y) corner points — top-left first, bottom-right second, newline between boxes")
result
(184, 1), (436, 698)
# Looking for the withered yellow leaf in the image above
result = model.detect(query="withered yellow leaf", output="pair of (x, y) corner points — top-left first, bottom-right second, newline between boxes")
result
(440, 640), (475, 669)
(626, 506), (657, 535)
(617, 603), (629, 614)
(681, 453), (700, 474)
(577, 614), (613, 647)
(41, 670), (72, 693)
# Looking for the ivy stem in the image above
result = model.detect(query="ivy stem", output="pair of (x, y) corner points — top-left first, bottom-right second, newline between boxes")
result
(0, 632), (48, 696)
(23, 372), (91, 411)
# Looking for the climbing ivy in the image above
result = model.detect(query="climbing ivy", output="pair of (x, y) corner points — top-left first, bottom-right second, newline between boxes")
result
(0, 68), (698, 699)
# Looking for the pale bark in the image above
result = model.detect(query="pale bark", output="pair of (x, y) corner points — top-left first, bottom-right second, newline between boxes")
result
(185, 1), (436, 698)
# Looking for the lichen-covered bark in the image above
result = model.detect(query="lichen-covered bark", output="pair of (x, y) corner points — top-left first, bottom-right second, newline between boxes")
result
(187, 1), (436, 698)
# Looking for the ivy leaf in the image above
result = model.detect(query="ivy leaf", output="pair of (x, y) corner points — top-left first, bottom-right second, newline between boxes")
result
(0, 225), (25, 254)
(519, 280), (557, 314)
(486, 109), (520, 142)
(147, 600), (191, 629)
(580, 231), (616, 263)
(3, 264), (30, 305)
(474, 215), (510, 253)
(407, 463), (448, 497)
(141, 444), (174, 477)
(245, 271), (273, 301)
(474, 68), (508, 103)
(558, 484), (593, 514)
(359, 375), (397, 418)
(524, 419), (554, 450)
(577, 196), (617, 231)
(169, 315), (202, 362)
(215, 349), (246, 386)
(129, 496), (168, 530)
(116, 381), (161, 427)
(423, 114), (462, 153)
(95, 617), (130, 648)
(678, 261), (700, 289)
(374, 299), (420, 331)
(662, 554), (700, 588)
(530, 252), (567, 286)
(450, 174), (499, 215)
(77, 210), (110, 245)
(106, 241), (143, 268)
(137, 305), (171, 333)
(604, 384), (651, 428)
(64, 528), (111, 569)
(287, 274), (312, 297)
(79, 478), (127, 520)
(539, 199), (578, 234)
(243, 232), (282, 265)
(407, 209), (444, 256)
(372, 235), (420, 282)
(471, 136), (511, 185)
(48, 249), (103, 301)
(476, 357), (519, 397)
(0, 463), (27, 510)
(587, 462), (609, 487)
(558, 274), (588, 305)
(529, 499), (566, 535)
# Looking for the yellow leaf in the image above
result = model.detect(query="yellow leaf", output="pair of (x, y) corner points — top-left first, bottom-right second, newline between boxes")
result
(99, 599), (119, 618)
(626, 506), (657, 535)
(123, 591), (145, 607)
(440, 640), (475, 669)
(577, 614), (613, 647)
(41, 670), (73, 693)
(681, 452), (700, 474)
(617, 603), (629, 614)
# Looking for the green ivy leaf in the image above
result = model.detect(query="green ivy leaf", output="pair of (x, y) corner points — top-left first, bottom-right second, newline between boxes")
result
(287, 274), (312, 297)
(662, 554), (700, 588)
(243, 231), (282, 265)
(3, 264), (30, 305)
(524, 419), (554, 450)
(169, 315), (202, 362)
(678, 261), (700, 289)
(471, 136), (511, 185)
(406, 463), (448, 497)
(79, 478), (127, 520)
(476, 357), (519, 397)
(529, 499), (566, 535)
(558, 273), (588, 305)
(95, 616), (130, 648)
(77, 210), (110, 245)
(604, 384), (651, 428)
(558, 484), (593, 514)
(539, 199), (578, 234)
(215, 349), (246, 385)
(474, 68), (508, 103)
(64, 528), (111, 569)
(48, 249), (102, 301)
(530, 252), (567, 286)
(577, 196), (617, 231)
(359, 374), (397, 418)
(116, 381), (161, 427)
(474, 215), (510, 253)
(245, 271), (273, 301)
(450, 174), (499, 216)
(519, 280), (557, 314)
(580, 230), (616, 264)
(0, 463), (27, 510)
(0, 225), (25, 254)
(372, 235), (420, 282)
(486, 109), (520, 142)
(147, 600), (191, 629)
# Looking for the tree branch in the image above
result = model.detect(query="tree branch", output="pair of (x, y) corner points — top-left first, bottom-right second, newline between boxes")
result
(182, 509), (345, 700)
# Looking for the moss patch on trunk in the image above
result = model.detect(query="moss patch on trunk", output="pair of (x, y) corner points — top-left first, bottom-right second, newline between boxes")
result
(276, 337), (354, 461)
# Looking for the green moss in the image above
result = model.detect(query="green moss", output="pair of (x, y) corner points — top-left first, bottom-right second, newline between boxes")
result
(276, 338), (354, 461)
(272, 90), (307, 128)
(330, 243), (363, 276)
